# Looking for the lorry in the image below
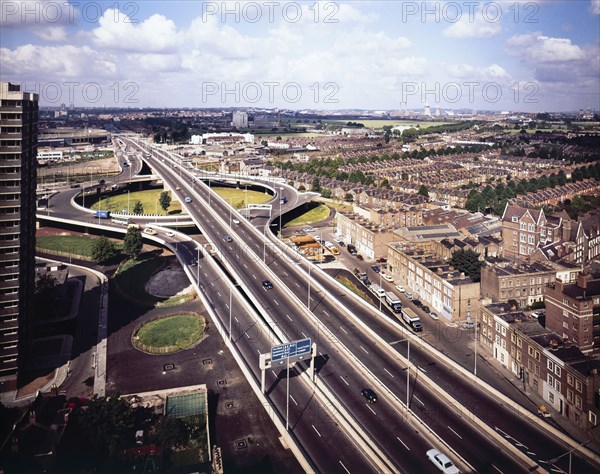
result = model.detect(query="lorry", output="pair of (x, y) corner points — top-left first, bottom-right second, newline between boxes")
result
(93, 210), (111, 219)
(385, 291), (402, 313)
(400, 307), (423, 332)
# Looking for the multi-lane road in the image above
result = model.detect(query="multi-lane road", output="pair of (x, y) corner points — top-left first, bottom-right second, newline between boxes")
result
(44, 136), (600, 473)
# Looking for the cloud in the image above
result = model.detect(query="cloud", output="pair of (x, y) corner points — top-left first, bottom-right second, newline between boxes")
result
(33, 26), (67, 42)
(442, 6), (502, 38)
(446, 63), (512, 83)
(506, 33), (586, 62)
(92, 9), (180, 53)
(0, 44), (117, 79)
(591, 0), (600, 15)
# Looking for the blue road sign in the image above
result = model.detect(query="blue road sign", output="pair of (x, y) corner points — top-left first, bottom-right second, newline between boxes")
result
(272, 338), (311, 362)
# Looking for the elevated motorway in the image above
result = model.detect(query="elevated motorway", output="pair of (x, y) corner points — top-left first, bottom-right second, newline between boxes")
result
(125, 138), (554, 473)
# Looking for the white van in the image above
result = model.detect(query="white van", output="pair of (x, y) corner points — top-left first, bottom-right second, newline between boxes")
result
(371, 285), (386, 298)
(405, 291), (414, 300)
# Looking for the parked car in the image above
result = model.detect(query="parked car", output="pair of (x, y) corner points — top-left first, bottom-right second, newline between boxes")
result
(426, 449), (459, 474)
(422, 305), (431, 313)
(356, 254), (364, 260)
(371, 265), (381, 273)
(413, 299), (423, 308)
(463, 321), (475, 329)
(232, 218), (240, 224)
(303, 227), (315, 233)
(376, 257), (387, 263)
(361, 388), (378, 404)
(143, 228), (157, 235)
(429, 312), (439, 320)
(347, 244), (357, 255)
(337, 241), (346, 247)
(395, 284), (405, 293)
(382, 273), (394, 282)
(405, 291), (413, 299)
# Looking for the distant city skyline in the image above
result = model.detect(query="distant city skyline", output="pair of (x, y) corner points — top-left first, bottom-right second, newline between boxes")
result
(1, 1), (599, 112)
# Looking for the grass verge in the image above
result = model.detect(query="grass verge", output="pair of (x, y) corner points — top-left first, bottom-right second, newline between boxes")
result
(92, 189), (182, 215)
(286, 204), (330, 227)
(212, 187), (272, 209)
(134, 314), (204, 352)
(36, 235), (123, 259)
(337, 276), (369, 302)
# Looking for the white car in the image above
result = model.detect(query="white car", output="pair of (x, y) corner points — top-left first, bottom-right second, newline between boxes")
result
(430, 312), (439, 320)
(232, 218), (240, 224)
(395, 284), (405, 293)
(165, 231), (175, 237)
(426, 449), (460, 474)
(382, 273), (394, 282)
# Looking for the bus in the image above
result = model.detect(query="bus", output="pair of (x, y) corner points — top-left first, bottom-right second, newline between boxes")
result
(111, 217), (131, 226)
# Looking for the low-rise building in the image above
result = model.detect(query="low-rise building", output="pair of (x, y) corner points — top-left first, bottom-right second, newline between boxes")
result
(387, 244), (480, 322)
(479, 302), (600, 432)
(480, 261), (556, 308)
(544, 272), (600, 355)
(335, 212), (402, 260)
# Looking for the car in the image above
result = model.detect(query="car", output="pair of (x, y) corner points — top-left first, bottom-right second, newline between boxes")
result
(395, 284), (405, 293)
(184, 196), (192, 203)
(462, 321), (475, 329)
(165, 231), (175, 237)
(371, 265), (381, 273)
(405, 291), (413, 299)
(261, 280), (273, 290)
(224, 235), (233, 242)
(356, 254), (364, 260)
(98, 179), (105, 185)
(430, 312), (439, 320)
(422, 305), (431, 313)
(376, 257), (387, 263)
(413, 299), (423, 308)
(303, 227), (315, 233)
(347, 244), (357, 255)
(337, 241), (346, 247)
(189, 259), (197, 267)
(361, 388), (378, 404)
(176, 186), (181, 191)
(143, 228), (157, 235)
(382, 273), (394, 282)
(313, 235), (321, 242)
(426, 449), (460, 474)
(232, 218), (240, 224)
(70, 183), (81, 188)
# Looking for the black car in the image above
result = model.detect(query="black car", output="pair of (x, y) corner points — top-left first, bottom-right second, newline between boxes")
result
(338, 241), (346, 247)
(413, 299), (423, 308)
(371, 265), (381, 273)
(361, 388), (378, 404)
(422, 305), (431, 313)
(261, 280), (273, 290)
(347, 244), (357, 255)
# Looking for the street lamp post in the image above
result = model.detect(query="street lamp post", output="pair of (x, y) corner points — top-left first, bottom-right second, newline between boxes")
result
(379, 271), (383, 312)
(547, 440), (591, 474)
(279, 187), (284, 237)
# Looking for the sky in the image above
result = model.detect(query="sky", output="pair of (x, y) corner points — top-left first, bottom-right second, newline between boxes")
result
(1, 0), (599, 112)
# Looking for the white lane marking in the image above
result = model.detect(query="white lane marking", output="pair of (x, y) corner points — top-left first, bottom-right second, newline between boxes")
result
(447, 426), (463, 440)
(340, 376), (349, 386)
(366, 404), (377, 415)
(384, 368), (395, 378)
(243, 264), (248, 269)
(323, 310), (329, 316)
(210, 282), (214, 286)
(414, 396), (425, 406)
(301, 332), (307, 338)
(360, 345), (369, 354)
(225, 304), (229, 310)
(252, 274), (257, 279)
(204, 272), (208, 278)
(339, 461), (351, 474)
(319, 352), (323, 357)
(527, 451), (536, 456)
(396, 437), (410, 451)
(271, 370), (277, 376)
(418, 366), (427, 373)
(245, 333), (250, 339)
(294, 282), (300, 287)
(286, 314), (292, 321)
(491, 465), (503, 473)
(283, 271), (288, 276)
(273, 299), (279, 306)
(217, 291), (221, 298)
(234, 317), (239, 323)
(290, 395), (298, 406)
(312, 425), (322, 437)
(256, 349), (261, 355)
(340, 326), (348, 334)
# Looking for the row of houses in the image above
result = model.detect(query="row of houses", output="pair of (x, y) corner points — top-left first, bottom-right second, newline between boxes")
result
(512, 178), (600, 208)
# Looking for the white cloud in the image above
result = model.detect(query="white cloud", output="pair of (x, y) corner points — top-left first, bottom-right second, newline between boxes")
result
(591, 0), (600, 15)
(33, 26), (67, 42)
(442, 6), (502, 38)
(92, 9), (180, 53)
(1, 0), (74, 26)
(0, 44), (117, 79)
(446, 63), (512, 83)
(506, 33), (586, 62)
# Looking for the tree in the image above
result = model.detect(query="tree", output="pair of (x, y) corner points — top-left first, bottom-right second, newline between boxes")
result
(320, 188), (332, 198)
(133, 200), (144, 214)
(123, 227), (143, 260)
(91, 236), (118, 264)
(311, 177), (321, 193)
(159, 191), (171, 212)
(78, 395), (137, 458)
(417, 185), (429, 198)
(448, 249), (483, 282)
(344, 192), (354, 202)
